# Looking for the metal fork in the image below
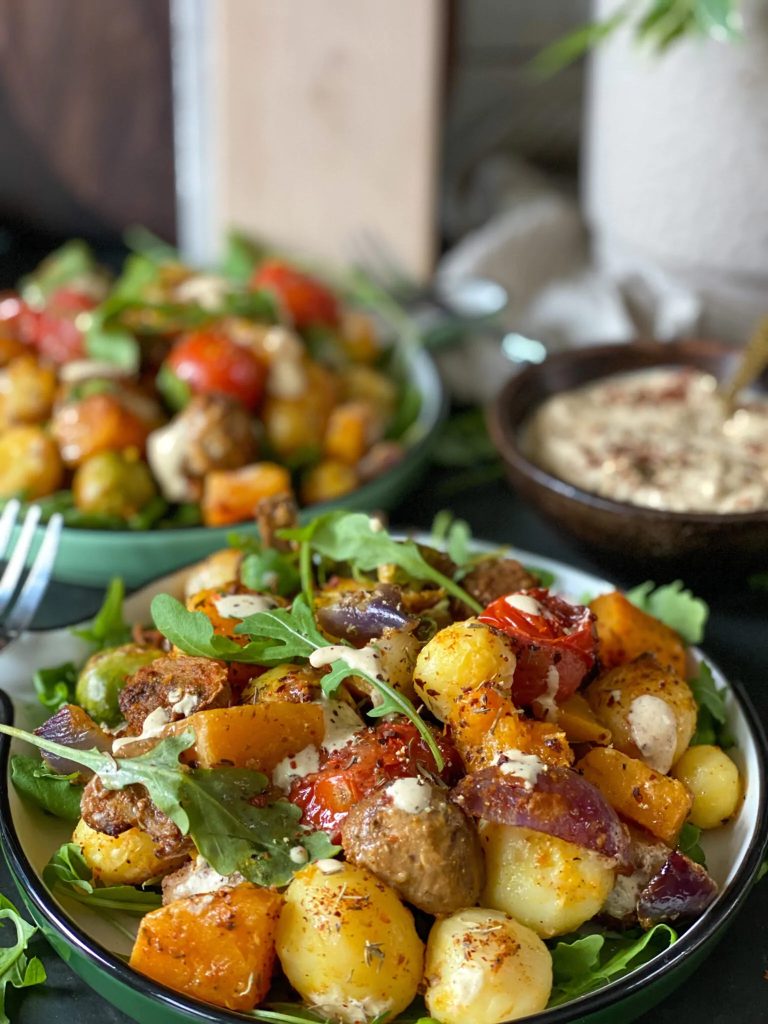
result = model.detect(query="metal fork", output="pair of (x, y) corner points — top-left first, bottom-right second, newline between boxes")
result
(0, 500), (62, 651)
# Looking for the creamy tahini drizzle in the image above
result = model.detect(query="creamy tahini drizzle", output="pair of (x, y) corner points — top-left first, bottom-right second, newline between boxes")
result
(309, 644), (382, 678)
(526, 367), (768, 513)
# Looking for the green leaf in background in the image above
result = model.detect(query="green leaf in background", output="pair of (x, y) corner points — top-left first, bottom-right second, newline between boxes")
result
(19, 239), (96, 306)
(221, 231), (269, 283)
(678, 821), (707, 866)
(43, 844), (162, 914)
(240, 549), (301, 597)
(0, 894), (47, 1024)
(693, 0), (742, 40)
(548, 924), (677, 1006)
(432, 408), (498, 468)
(84, 321), (140, 373)
(430, 510), (473, 568)
(72, 578), (132, 650)
(626, 580), (708, 645)
(123, 225), (180, 264)
(525, 565), (558, 588)
(689, 661), (734, 748)
(10, 756), (83, 822)
(156, 362), (192, 412)
(532, 8), (627, 76)
(32, 661), (77, 711)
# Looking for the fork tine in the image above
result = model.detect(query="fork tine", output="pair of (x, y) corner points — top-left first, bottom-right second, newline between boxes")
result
(0, 499), (21, 562)
(0, 504), (41, 618)
(4, 512), (62, 634)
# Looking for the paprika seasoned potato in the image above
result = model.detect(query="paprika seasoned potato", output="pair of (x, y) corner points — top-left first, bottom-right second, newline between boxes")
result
(414, 619), (516, 723)
(275, 861), (423, 1024)
(51, 392), (155, 467)
(0, 355), (57, 427)
(72, 818), (186, 886)
(300, 459), (359, 505)
(671, 744), (741, 829)
(0, 424), (64, 499)
(585, 653), (698, 774)
(130, 884), (282, 1011)
(480, 823), (616, 938)
(424, 908), (553, 1024)
(201, 462), (292, 527)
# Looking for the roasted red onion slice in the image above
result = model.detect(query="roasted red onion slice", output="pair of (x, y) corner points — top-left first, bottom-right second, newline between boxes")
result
(637, 851), (718, 928)
(316, 584), (415, 646)
(452, 765), (631, 866)
(35, 704), (113, 776)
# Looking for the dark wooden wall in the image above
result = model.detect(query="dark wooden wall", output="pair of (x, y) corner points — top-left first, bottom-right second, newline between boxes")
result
(0, 0), (176, 280)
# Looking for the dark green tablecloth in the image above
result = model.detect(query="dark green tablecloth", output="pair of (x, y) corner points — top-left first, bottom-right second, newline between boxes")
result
(3, 470), (767, 1022)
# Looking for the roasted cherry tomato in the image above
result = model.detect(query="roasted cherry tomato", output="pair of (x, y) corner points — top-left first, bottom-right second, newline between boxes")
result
(250, 259), (340, 330)
(290, 720), (463, 842)
(478, 588), (597, 710)
(17, 287), (97, 364)
(165, 330), (267, 411)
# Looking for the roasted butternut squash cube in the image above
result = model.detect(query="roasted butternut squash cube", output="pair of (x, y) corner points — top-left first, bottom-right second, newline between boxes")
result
(576, 746), (692, 846)
(130, 884), (282, 1011)
(175, 702), (324, 772)
(202, 462), (292, 527)
(556, 693), (611, 746)
(323, 401), (380, 464)
(450, 685), (573, 771)
(589, 592), (687, 676)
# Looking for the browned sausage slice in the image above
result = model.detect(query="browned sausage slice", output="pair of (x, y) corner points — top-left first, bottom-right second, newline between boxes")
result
(119, 655), (231, 735)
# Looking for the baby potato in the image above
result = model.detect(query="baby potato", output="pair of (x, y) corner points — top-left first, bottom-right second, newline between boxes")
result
(183, 548), (243, 599)
(585, 653), (697, 774)
(480, 824), (616, 939)
(414, 619), (516, 723)
(73, 819), (186, 886)
(0, 355), (57, 427)
(424, 907), (552, 1024)
(0, 424), (64, 499)
(301, 459), (359, 505)
(275, 861), (423, 1024)
(671, 744), (741, 829)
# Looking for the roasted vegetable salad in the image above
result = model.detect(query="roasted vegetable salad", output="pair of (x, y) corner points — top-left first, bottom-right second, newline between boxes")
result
(2, 509), (743, 1024)
(0, 238), (415, 529)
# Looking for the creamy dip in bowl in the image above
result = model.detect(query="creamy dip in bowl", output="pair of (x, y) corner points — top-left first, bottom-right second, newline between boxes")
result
(488, 339), (768, 565)
(525, 367), (768, 515)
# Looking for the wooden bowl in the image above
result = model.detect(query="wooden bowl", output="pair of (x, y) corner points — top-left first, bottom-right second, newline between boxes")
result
(488, 338), (768, 567)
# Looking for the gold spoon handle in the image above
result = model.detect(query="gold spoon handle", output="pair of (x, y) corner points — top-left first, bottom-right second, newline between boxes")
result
(720, 316), (768, 415)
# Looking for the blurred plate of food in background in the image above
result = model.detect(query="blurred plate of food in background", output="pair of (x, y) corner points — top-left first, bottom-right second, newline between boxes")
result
(0, 233), (445, 586)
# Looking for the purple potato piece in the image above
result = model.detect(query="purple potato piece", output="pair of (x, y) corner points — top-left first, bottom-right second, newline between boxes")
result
(34, 703), (113, 777)
(316, 583), (416, 646)
(453, 765), (631, 867)
(637, 850), (718, 929)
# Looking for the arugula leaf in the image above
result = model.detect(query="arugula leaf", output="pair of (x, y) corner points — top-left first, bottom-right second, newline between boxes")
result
(689, 661), (734, 748)
(248, 1008), (331, 1024)
(0, 725), (336, 888)
(626, 580), (708, 644)
(32, 661), (77, 712)
(431, 511), (472, 568)
(432, 408), (498, 468)
(10, 756), (83, 821)
(678, 822), (706, 866)
(548, 924), (677, 1006)
(0, 894), (47, 1024)
(235, 597), (325, 660)
(282, 512), (482, 613)
(240, 549), (301, 597)
(19, 239), (96, 306)
(151, 593), (273, 663)
(221, 231), (269, 283)
(43, 844), (161, 914)
(525, 565), (557, 588)
(156, 362), (192, 411)
(84, 321), (140, 373)
(72, 578), (132, 649)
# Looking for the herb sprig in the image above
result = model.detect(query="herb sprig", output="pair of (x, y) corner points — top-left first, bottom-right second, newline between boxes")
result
(44, 844), (162, 914)
(0, 895), (47, 1024)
